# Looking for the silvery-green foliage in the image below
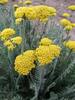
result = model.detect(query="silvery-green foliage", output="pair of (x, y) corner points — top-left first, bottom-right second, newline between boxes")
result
(0, 4), (75, 100)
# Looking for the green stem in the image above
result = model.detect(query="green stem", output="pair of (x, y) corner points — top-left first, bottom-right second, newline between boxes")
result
(15, 75), (21, 90)
(0, 5), (7, 28)
(21, 19), (26, 54)
(8, 51), (15, 91)
(8, 50), (13, 66)
(38, 67), (45, 99)
(10, 3), (15, 29)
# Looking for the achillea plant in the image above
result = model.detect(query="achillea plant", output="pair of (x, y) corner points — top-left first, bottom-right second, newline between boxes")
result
(0, 1), (75, 100)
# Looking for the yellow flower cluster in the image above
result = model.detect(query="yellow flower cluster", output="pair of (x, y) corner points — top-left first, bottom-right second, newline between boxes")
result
(14, 37), (61, 75)
(35, 46), (54, 65)
(4, 36), (22, 51)
(0, 28), (15, 41)
(14, 5), (56, 21)
(60, 18), (73, 31)
(35, 45), (61, 65)
(64, 25), (73, 31)
(15, 6), (37, 20)
(0, 28), (22, 51)
(35, 38), (61, 65)
(34, 5), (56, 21)
(11, 36), (22, 45)
(0, 0), (8, 4)
(62, 13), (70, 18)
(4, 40), (15, 51)
(14, 50), (36, 75)
(39, 37), (52, 46)
(64, 40), (75, 51)
(60, 18), (71, 27)
(25, 7), (37, 20)
(15, 7), (26, 18)
(15, 18), (23, 25)
(68, 5), (75, 11)
(49, 45), (61, 57)
(72, 23), (75, 27)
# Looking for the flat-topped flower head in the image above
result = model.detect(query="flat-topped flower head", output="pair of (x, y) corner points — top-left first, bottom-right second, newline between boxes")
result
(35, 45), (61, 65)
(64, 25), (73, 31)
(49, 45), (61, 57)
(14, 5), (56, 21)
(35, 46), (54, 65)
(14, 50), (36, 75)
(39, 37), (53, 46)
(24, 7), (37, 20)
(14, 6), (37, 20)
(11, 36), (22, 45)
(4, 40), (15, 51)
(14, 7), (26, 18)
(64, 40), (75, 51)
(72, 23), (75, 27)
(15, 18), (23, 25)
(34, 5), (56, 21)
(0, 28), (15, 41)
(60, 18), (71, 27)
(48, 7), (56, 14)
(68, 5), (75, 11)
(62, 13), (70, 18)
(3, 36), (22, 51)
